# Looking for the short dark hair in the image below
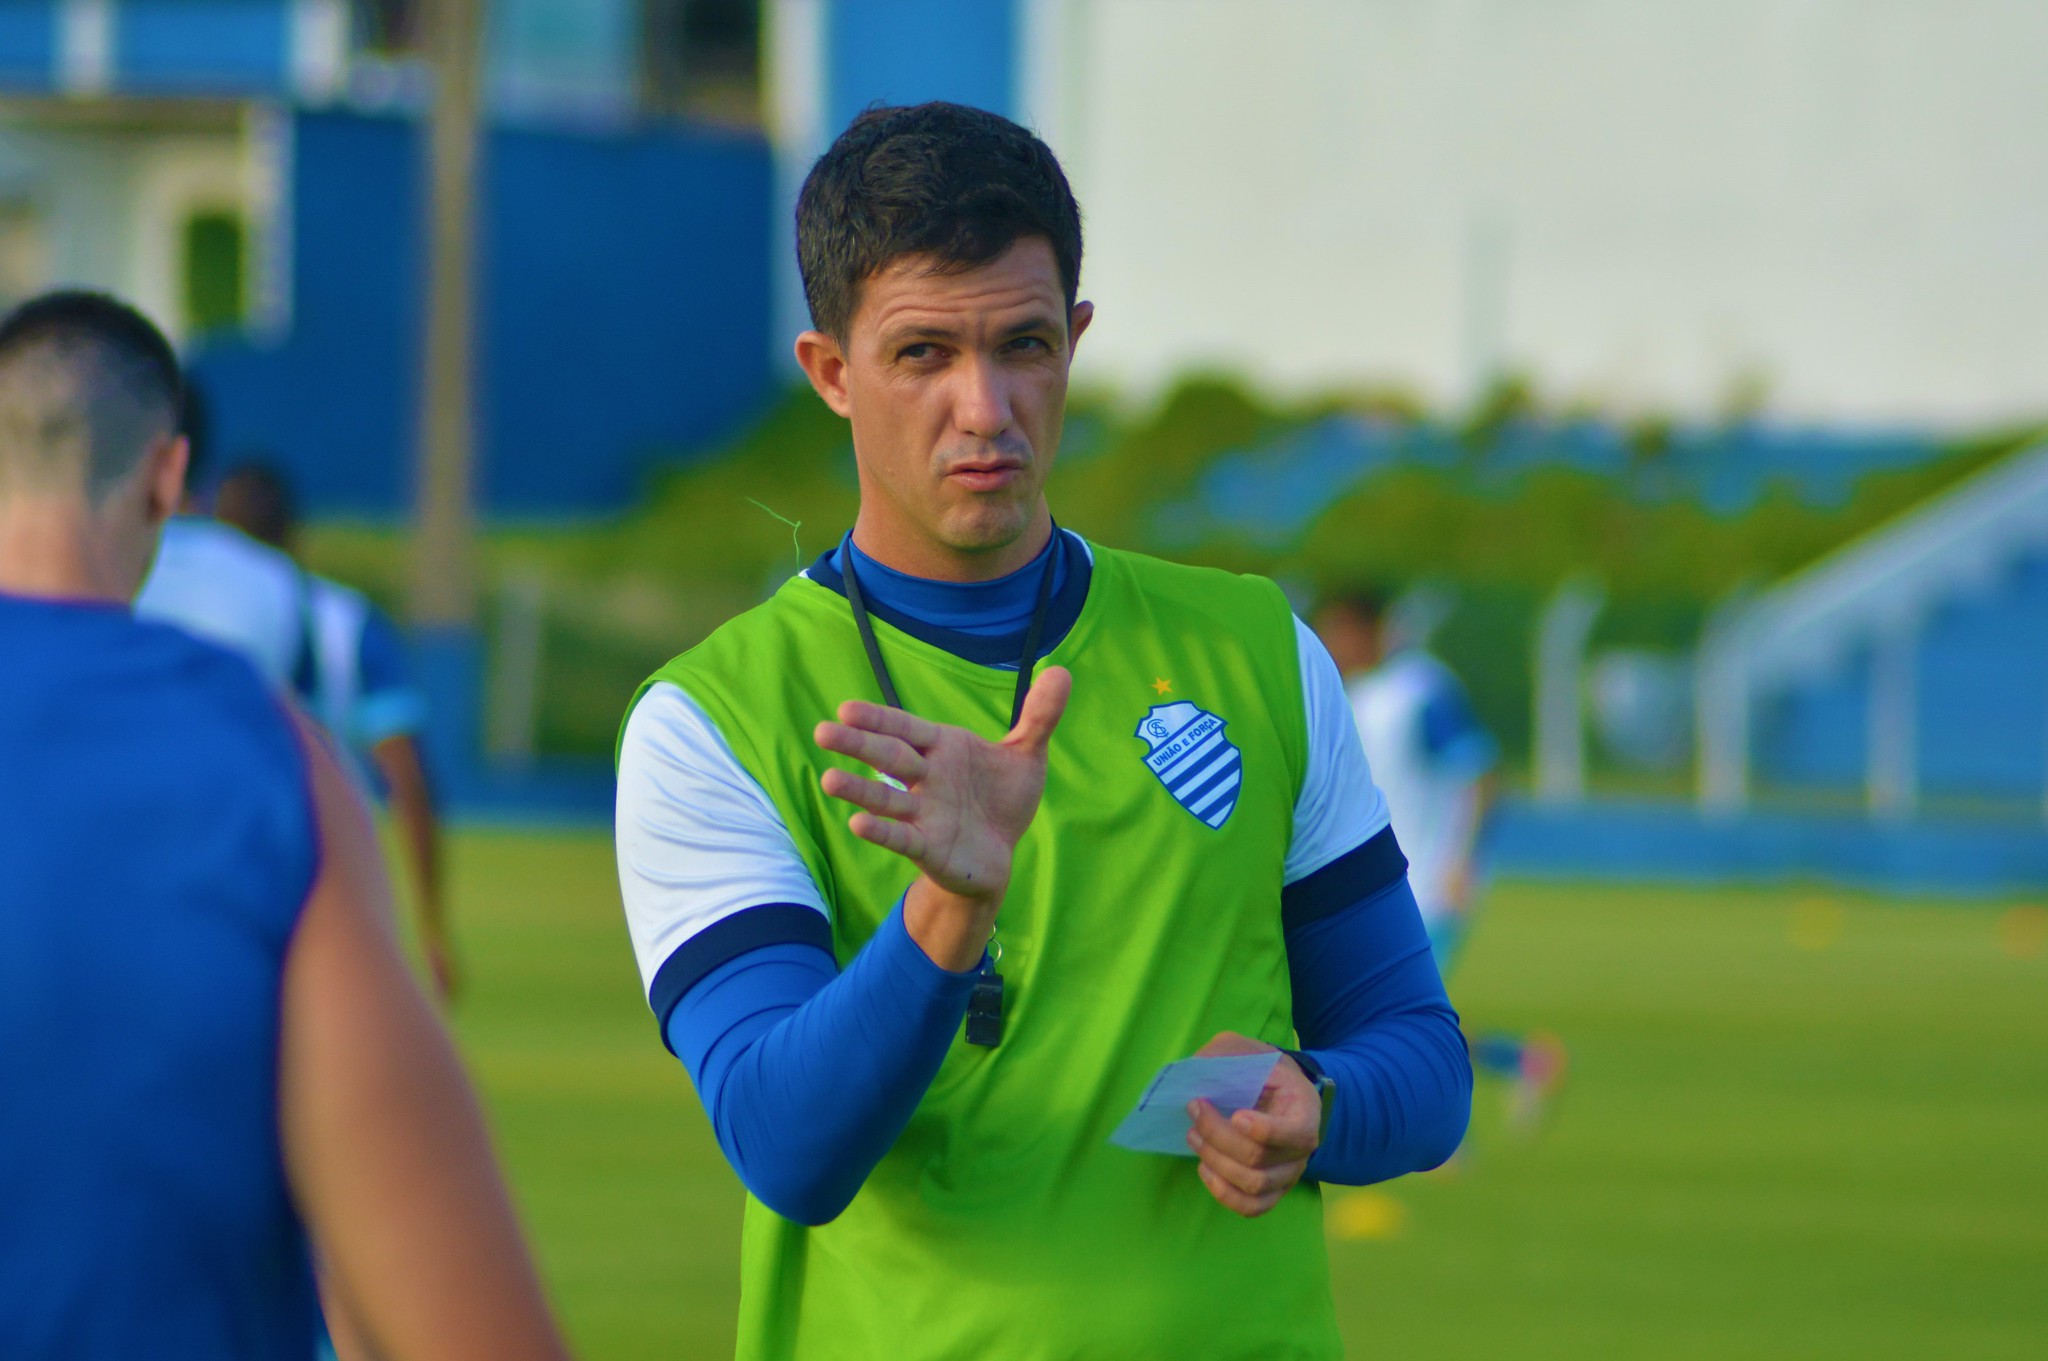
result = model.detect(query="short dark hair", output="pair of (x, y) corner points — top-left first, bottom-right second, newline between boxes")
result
(179, 378), (212, 491)
(216, 462), (296, 549)
(795, 102), (1083, 339)
(1318, 585), (1393, 626)
(0, 289), (182, 499)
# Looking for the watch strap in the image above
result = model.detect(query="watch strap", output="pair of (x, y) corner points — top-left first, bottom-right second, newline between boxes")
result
(1282, 1048), (1337, 1147)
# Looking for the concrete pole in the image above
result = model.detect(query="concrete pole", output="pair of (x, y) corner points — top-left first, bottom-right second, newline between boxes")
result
(1533, 575), (1603, 804)
(411, 0), (483, 630)
(1695, 597), (1753, 817)
(407, 0), (487, 788)
(765, 0), (828, 373)
(1867, 615), (1921, 820)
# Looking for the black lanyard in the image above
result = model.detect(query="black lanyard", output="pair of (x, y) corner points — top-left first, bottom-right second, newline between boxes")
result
(839, 531), (1060, 1048)
(840, 530), (1061, 732)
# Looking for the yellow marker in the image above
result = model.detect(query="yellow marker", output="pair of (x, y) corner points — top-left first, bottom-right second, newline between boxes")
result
(1151, 677), (1173, 696)
(1790, 897), (1845, 951)
(1998, 905), (2047, 959)
(1326, 1189), (1407, 1242)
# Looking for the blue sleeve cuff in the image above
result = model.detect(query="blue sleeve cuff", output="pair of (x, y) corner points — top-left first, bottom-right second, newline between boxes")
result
(1434, 730), (1498, 782)
(868, 890), (992, 989)
(648, 895), (984, 1054)
(352, 688), (429, 746)
(1281, 826), (1408, 931)
(660, 893), (985, 1224)
(649, 903), (834, 1051)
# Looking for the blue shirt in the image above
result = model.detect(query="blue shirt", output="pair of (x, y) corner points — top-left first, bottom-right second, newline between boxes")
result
(0, 594), (322, 1358)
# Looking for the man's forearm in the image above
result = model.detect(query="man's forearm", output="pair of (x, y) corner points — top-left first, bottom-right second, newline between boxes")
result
(1301, 1000), (1470, 1183)
(1287, 877), (1474, 1184)
(665, 899), (981, 1225)
(903, 876), (1001, 973)
(372, 735), (444, 933)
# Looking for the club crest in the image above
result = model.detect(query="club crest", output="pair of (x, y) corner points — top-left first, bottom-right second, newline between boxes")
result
(1133, 701), (1242, 829)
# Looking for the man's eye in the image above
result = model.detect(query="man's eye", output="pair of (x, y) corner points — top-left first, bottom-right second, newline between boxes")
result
(1008, 336), (1050, 354)
(900, 343), (937, 361)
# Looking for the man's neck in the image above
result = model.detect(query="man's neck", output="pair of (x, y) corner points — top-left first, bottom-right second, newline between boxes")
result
(0, 498), (128, 602)
(849, 505), (1055, 583)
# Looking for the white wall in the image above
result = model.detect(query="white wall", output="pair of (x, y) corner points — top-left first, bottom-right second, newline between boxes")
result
(0, 119), (254, 344)
(1018, 0), (2048, 425)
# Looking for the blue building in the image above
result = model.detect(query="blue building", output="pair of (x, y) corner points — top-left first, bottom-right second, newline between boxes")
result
(0, 0), (775, 515)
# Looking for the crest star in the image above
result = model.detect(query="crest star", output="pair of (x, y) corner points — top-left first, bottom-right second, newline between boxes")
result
(1151, 677), (1173, 696)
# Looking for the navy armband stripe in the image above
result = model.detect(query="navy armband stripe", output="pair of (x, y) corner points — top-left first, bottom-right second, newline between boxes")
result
(1282, 825), (1409, 932)
(648, 903), (834, 1051)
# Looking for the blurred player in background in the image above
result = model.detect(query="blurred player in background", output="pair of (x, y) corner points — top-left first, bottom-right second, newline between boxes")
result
(136, 452), (457, 1001)
(215, 463), (454, 1000)
(1315, 587), (1567, 1130)
(0, 289), (567, 1359)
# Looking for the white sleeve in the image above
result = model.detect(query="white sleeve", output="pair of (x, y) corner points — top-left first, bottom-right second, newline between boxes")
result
(1284, 617), (1393, 884)
(615, 681), (829, 1000)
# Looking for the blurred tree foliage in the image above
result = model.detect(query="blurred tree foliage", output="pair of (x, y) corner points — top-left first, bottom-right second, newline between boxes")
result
(302, 375), (2043, 765)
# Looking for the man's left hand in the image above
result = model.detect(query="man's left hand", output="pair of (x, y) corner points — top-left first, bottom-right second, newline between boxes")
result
(1185, 1032), (1321, 1218)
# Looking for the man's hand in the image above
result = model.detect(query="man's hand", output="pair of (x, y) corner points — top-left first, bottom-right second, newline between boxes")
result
(815, 666), (1072, 971)
(1185, 1032), (1322, 1218)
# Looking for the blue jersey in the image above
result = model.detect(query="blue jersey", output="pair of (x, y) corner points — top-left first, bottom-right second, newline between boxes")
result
(0, 594), (321, 1358)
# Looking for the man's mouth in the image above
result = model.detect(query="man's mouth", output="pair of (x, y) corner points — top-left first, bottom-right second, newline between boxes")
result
(945, 460), (1026, 491)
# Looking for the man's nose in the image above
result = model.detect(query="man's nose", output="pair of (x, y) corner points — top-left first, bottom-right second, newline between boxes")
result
(952, 355), (1014, 441)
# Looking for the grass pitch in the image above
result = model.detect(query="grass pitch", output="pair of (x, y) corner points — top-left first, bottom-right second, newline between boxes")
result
(433, 829), (2047, 1359)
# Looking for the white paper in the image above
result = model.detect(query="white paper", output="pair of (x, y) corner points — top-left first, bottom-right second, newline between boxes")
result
(1108, 1052), (1281, 1156)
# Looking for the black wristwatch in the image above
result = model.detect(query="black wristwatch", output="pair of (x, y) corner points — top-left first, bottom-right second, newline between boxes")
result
(1283, 1048), (1337, 1146)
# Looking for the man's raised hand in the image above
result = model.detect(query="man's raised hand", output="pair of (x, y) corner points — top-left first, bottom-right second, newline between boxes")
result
(814, 666), (1072, 971)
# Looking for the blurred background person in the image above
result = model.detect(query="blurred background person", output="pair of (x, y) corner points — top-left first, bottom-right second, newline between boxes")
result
(136, 442), (458, 1003)
(0, 288), (568, 1361)
(1316, 586), (1567, 1131)
(132, 390), (313, 693)
(216, 462), (455, 1002)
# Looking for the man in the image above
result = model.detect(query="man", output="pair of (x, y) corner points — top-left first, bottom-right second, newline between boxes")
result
(1313, 587), (1566, 1129)
(615, 104), (1471, 1359)
(0, 290), (568, 1359)
(137, 462), (457, 1001)
(216, 463), (454, 1000)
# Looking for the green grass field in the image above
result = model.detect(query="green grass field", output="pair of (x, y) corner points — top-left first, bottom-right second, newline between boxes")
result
(431, 829), (2048, 1359)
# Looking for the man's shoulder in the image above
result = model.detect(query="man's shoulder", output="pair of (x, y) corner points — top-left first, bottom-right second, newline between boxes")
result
(1089, 541), (1291, 626)
(152, 516), (295, 578)
(1382, 649), (1461, 698)
(137, 517), (302, 634)
(619, 575), (846, 761)
(139, 617), (301, 746)
(308, 571), (369, 615)
(23, 604), (309, 796)
(1356, 650), (1459, 726)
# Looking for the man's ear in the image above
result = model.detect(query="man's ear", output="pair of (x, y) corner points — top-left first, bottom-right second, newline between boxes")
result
(144, 434), (189, 526)
(793, 330), (854, 418)
(1067, 299), (1095, 355)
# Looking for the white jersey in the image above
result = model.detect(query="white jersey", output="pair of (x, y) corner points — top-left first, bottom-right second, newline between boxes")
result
(1345, 650), (1497, 923)
(135, 517), (307, 688)
(616, 615), (1391, 1006)
(136, 517), (426, 773)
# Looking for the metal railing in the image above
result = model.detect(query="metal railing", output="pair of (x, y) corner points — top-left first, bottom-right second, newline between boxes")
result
(1695, 441), (2048, 818)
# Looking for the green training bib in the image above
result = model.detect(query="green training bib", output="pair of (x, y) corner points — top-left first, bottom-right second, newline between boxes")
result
(626, 542), (1342, 1361)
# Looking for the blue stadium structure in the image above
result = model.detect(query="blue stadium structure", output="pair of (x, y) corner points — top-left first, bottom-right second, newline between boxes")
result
(0, 0), (775, 515)
(0, 2), (2036, 892)
(1506, 441), (2048, 895)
